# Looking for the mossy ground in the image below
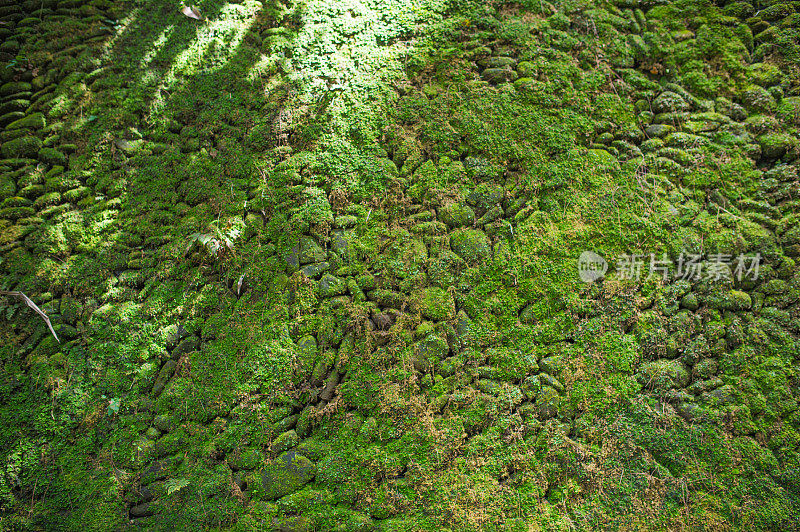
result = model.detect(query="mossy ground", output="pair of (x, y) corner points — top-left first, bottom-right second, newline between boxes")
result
(1, 0), (799, 530)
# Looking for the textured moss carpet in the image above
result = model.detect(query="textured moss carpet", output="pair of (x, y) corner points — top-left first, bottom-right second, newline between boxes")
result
(1, 0), (799, 530)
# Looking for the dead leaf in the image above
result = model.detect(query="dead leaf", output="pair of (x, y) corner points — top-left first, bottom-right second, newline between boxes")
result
(180, 5), (203, 20)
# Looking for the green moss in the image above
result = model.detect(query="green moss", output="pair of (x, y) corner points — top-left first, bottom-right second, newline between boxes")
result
(776, 96), (800, 125)
(2, 0), (800, 528)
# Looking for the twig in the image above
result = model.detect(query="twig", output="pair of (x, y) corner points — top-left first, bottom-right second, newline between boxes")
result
(0, 290), (59, 342)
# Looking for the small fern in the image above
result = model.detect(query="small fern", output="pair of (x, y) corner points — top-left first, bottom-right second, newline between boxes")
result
(185, 219), (245, 262)
(164, 478), (190, 496)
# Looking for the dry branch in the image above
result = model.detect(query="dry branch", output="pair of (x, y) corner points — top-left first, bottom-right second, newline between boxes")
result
(0, 290), (59, 342)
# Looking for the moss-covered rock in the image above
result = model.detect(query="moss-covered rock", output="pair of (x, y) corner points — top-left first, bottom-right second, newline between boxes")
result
(1, 136), (42, 158)
(479, 56), (517, 69)
(638, 359), (690, 391)
(0, 81), (32, 96)
(229, 448), (264, 471)
(0, 176), (15, 199)
(758, 133), (796, 160)
(652, 91), (690, 114)
(414, 333), (449, 372)
(706, 290), (752, 311)
(6, 112), (45, 130)
(741, 85), (776, 113)
(151, 360), (177, 397)
(535, 386), (560, 419)
(254, 451), (316, 501)
(759, 3), (796, 22)
(416, 287), (455, 321)
(273, 430), (299, 454)
(482, 68), (518, 84)
(776, 96), (800, 126)
(438, 202), (475, 228)
(318, 274), (346, 298)
(0, 206), (35, 220)
(644, 124), (675, 138)
(38, 147), (66, 166)
(466, 183), (505, 211)
(715, 97), (747, 121)
(449, 228), (491, 264)
(299, 236), (326, 264)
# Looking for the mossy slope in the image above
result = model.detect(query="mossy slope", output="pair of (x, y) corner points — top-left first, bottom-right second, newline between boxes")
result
(1, 0), (799, 530)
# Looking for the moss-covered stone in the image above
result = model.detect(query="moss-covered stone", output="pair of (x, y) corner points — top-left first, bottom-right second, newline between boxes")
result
(229, 448), (264, 471)
(0, 176), (15, 199)
(776, 96), (800, 125)
(0, 206), (35, 220)
(758, 133), (796, 160)
(449, 228), (491, 264)
(482, 68), (518, 84)
(6, 112), (46, 131)
(707, 290), (752, 311)
(652, 91), (690, 114)
(273, 430), (299, 454)
(254, 451), (316, 501)
(38, 147), (67, 166)
(1, 136), (42, 158)
(466, 183), (505, 211)
(416, 287), (455, 321)
(0, 81), (32, 96)
(741, 85), (776, 113)
(535, 386), (560, 419)
(638, 359), (690, 391)
(479, 56), (517, 69)
(151, 360), (177, 397)
(438, 202), (475, 228)
(299, 236), (327, 264)
(318, 274), (346, 298)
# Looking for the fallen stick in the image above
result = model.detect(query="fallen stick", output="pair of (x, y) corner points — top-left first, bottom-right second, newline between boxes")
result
(0, 290), (59, 342)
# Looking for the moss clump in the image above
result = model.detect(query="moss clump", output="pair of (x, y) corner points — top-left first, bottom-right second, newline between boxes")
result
(0, 176), (15, 199)
(298, 236), (327, 264)
(273, 430), (299, 454)
(776, 96), (800, 125)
